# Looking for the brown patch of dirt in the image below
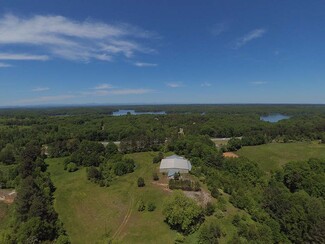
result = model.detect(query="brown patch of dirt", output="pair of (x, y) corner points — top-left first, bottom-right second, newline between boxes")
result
(223, 152), (239, 158)
(183, 190), (212, 206)
(151, 181), (172, 193)
(0, 189), (16, 204)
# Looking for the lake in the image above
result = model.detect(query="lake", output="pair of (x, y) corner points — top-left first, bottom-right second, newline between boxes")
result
(112, 109), (166, 116)
(260, 114), (290, 123)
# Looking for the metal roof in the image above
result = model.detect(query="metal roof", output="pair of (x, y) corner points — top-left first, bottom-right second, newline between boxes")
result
(159, 155), (192, 171)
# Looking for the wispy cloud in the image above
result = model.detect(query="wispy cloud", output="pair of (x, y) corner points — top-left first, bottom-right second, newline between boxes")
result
(85, 88), (153, 96)
(201, 82), (212, 87)
(166, 82), (183, 88)
(0, 62), (12, 67)
(0, 14), (155, 63)
(210, 23), (227, 36)
(93, 83), (114, 90)
(32, 87), (50, 92)
(110, 89), (153, 95)
(88, 83), (153, 95)
(234, 28), (266, 49)
(134, 62), (157, 67)
(16, 95), (76, 105)
(250, 81), (268, 85)
(0, 53), (49, 61)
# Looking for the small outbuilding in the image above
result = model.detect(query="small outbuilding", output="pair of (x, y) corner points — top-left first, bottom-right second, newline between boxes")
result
(159, 155), (192, 178)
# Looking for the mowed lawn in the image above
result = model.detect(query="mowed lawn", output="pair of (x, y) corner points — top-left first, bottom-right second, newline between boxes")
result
(237, 142), (325, 172)
(47, 152), (178, 244)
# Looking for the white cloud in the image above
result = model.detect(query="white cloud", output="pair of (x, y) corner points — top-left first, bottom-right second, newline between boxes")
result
(0, 14), (155, 62)
(93, 83), (114, 90)
(0, 62), (12, 67)
(201, 82), (212, 87)
(32, 87), (50, 92)
(250, 81), (268, 85)
(134, 62), (157, 67)
(0, 53), (49, 61)
(166, 82), (183, 88)
(234, 29), (266, 49)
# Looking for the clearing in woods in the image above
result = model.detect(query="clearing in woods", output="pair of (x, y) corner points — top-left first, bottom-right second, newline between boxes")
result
(47, 152), (178, 244)
(237, 141), (325, 172)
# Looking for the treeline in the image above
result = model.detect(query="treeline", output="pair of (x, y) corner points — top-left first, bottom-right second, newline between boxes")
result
(1, 142), (69, 243)
(169, 135), (325, 243)
(1, 106), (325, 156)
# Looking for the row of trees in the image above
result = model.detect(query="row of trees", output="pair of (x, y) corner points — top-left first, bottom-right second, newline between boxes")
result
(1, 142), (69, 243)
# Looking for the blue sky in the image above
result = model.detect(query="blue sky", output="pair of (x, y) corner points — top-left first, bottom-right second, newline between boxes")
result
(0, 0), (325, 106)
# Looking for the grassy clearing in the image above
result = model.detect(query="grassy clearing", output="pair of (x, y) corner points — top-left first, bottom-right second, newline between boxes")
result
(210, 138), (229, 147)
(237, 142), (325, 172)
(47, 152), (178, 244)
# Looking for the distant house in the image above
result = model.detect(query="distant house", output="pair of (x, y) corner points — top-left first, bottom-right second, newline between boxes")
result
(159, 155), (192, 178)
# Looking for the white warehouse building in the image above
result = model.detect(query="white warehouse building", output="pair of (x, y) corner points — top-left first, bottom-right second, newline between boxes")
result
(159, 155), (192, 178)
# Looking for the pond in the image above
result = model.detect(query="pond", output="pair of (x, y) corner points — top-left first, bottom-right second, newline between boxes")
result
(112, 109), (166, 116)
(260, 114), (290, 123)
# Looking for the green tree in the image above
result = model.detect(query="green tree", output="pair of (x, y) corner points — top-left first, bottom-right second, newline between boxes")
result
(163, 191), (203, 233)
(198, 219), (221, 244)
(0, 144), (16, 164)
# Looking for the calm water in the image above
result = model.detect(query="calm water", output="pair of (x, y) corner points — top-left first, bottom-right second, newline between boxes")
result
(112, 109), (166, 116)
(260, 114), (290, 123)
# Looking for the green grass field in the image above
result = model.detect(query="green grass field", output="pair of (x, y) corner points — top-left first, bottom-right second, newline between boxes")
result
(237, 142), (325, 172)
(47, 152), (178, 244)
(47, 152), (248, 244)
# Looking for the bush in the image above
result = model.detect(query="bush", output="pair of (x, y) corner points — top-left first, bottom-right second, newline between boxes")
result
(66, 162), (78, 172)
(169, 179), (200, 191)
(153, 152), (164, 164)
(205, 202), (215, 216)
(87, 166), (101, 182)
(232, 214), (241, 227)
(137, 200), (145, 211)
(211, 187), (220, 199)
(137, 177), (145, 187)
(152, 172), (159, 181)
(198, 219), (222, 243)
(147, 202), (156, 212)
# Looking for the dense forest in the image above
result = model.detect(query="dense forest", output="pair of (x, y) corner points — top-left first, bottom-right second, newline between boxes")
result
(0, 104), (325, 243)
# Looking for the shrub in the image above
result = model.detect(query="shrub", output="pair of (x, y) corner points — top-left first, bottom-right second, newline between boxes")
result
(137, 177), (145, 187)
(175, 233), (185, 243)
(137, 200), (145, 211)
(198, 219), (221, 244)
(66, 162), (78, 172)
(87, 166), (101, 182)
(153, 152), (164, 163)
(211, 187), (220, 199)
(169, 179), (200, 191)
(152, 172), (159, 181)
(147, 202), (156, 212)
(232, 214), (241, 227)
(205, 202), (215, 216)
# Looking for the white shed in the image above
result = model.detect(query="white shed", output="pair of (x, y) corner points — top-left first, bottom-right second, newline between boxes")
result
(159, 155), (192, 176)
